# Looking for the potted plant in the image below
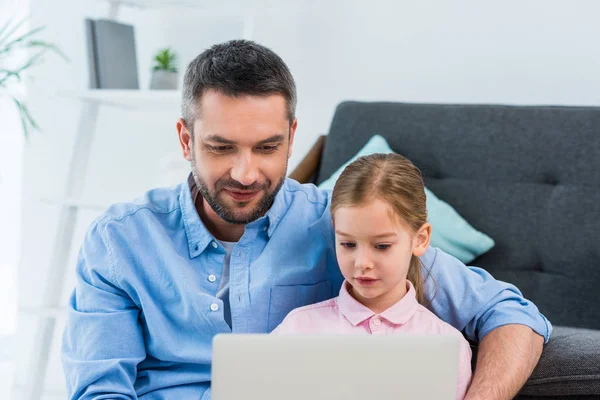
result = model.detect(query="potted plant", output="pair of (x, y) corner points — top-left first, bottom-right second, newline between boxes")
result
(0, 17), (67, 138)
(150, 47), (178, 90)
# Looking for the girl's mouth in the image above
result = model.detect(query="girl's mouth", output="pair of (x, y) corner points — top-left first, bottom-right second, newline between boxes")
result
(355, 277), (379, 286)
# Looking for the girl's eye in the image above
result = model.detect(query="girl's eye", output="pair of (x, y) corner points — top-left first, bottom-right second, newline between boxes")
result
(375, 244), (391, 250)
(340, 242), (356, 249)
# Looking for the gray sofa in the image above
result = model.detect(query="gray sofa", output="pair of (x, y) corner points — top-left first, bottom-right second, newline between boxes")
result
(291, 101), (600, 398)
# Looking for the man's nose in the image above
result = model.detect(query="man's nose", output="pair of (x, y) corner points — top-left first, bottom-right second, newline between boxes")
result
(230, 152), (259, 186)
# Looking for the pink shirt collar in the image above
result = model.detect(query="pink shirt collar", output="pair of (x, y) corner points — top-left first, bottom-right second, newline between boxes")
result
(338, 280), (420, 326)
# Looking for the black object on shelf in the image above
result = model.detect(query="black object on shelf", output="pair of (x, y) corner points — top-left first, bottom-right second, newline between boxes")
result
(85, 18), (140, 89)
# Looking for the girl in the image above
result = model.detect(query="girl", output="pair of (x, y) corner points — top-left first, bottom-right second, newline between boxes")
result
(273, 153), (472, 399)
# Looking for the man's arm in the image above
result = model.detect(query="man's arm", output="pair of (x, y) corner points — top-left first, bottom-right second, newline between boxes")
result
(465, 324), (544, 400)
(420, 247), (551, 399)
(61, 222), (145, 399)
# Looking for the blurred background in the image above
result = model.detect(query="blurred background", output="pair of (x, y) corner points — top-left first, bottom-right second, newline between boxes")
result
(2, 0), (600, 398)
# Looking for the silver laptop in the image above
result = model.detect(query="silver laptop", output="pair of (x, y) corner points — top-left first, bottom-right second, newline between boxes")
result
(212, 334), (460, 400)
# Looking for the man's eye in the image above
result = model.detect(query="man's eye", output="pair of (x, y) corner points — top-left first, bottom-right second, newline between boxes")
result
(208, 145), (232, 153)
(375, 244), (391, 250)
(257, 145), (279, 153)
(340, 242), (356, 249)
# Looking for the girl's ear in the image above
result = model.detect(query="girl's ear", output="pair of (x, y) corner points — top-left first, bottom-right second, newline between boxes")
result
(412, 223), (431, 257)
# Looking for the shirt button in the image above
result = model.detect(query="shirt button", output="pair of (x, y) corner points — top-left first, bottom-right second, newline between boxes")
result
(208, 274), (216, 283)
(372, 317), (381, 326)
(211, 241), (218, 249)
(263, 226), (268, 231)
(210, 303), (219, 311)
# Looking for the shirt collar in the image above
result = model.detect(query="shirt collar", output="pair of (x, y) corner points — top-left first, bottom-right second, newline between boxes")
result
(180, 174), (215, 258)
(338, 280), (420, 326)
(179, 174), (292, 257)
(263, 178), (291, 238)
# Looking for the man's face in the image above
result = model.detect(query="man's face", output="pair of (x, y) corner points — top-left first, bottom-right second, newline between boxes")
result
(180, 90), (296, 224)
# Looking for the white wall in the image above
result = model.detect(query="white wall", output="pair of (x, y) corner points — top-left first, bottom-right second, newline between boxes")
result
(15, 0), (600, 398)
(0, 0), (24, 330)
(0, 0), (27, 397)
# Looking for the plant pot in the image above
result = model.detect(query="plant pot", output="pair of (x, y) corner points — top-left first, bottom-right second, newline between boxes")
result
(150, 70), (178, 90)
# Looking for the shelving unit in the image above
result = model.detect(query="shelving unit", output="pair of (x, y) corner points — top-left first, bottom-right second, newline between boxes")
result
(40, 196), (109, 211)
(20, 1), (257, 399)
(60, 89), (180, 109)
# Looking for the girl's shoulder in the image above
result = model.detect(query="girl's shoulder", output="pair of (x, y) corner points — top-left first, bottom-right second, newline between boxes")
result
(286, 297), (340, 319)
(272, 297), (341, 334)
(411, 304), (466, 337)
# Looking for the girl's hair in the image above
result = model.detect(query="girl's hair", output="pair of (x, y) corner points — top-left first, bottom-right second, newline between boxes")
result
(330, 153), (433, 305)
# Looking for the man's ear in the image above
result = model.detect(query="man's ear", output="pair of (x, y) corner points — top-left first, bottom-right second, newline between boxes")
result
(412, 222), (431, 257)
(288, 118), (298, 159)
(177, 118), (193, 161)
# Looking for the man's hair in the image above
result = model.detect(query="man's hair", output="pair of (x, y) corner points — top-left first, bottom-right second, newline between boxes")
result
(182, 39), (297, 136)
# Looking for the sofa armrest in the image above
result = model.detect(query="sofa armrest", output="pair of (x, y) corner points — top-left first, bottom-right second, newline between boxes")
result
(289, 135), (326, 184)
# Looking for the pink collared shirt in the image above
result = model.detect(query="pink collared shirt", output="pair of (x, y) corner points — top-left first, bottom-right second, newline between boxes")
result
(273, 281), (472, 399)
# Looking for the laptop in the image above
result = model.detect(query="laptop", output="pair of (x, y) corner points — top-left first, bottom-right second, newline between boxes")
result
(212, 334), (460, 400)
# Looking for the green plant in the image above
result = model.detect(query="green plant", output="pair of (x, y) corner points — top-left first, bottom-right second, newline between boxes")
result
(0, 17), (68, 138)
(152, 48), (178, 73)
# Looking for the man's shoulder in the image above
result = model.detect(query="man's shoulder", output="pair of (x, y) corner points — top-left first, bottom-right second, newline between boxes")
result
(282, 178), (330, 209)
(94, 183), (183, 231)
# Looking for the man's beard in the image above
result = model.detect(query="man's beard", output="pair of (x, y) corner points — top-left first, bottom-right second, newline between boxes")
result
(190, 151), (286, 225)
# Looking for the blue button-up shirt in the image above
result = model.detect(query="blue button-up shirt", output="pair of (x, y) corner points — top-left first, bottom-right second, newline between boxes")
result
(62, 176), (552, 399)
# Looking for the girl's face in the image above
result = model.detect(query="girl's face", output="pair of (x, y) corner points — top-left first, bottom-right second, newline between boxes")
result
(333, 198), (430, 314)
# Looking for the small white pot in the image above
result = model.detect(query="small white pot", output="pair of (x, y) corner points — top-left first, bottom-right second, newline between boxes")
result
(150, 70), (178, 90)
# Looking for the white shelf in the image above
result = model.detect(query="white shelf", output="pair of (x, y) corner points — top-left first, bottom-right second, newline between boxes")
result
(41, 197), (108, 212)
(98, 0), (212, 9)
(96, 0), (255, 14)
(60, 89), (180, 109)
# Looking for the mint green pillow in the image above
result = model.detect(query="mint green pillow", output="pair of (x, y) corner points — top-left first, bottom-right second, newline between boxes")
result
(319, 135), (495, 264)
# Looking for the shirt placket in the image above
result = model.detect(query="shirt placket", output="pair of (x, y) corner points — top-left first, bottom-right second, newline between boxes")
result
(369, 315), (386, 335)
(229, 227), (259, 332)
(202, 242), (230, 331)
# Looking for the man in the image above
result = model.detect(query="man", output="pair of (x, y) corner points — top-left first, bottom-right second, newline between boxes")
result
(62, 40), (551, 400)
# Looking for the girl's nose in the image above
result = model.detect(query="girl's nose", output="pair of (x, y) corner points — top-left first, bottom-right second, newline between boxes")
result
(354, 250), (374, 271)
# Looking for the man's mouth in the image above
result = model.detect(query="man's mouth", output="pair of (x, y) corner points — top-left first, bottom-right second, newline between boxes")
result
(223, 189), (260, 202)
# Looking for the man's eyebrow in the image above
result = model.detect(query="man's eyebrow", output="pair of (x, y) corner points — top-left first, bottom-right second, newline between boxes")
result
(256, 134), (285, 145)
(202, 134), (285, 145)
(203, 135), (235, 144)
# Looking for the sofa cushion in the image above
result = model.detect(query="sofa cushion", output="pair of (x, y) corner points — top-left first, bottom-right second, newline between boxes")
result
(317, 101), (600, 330)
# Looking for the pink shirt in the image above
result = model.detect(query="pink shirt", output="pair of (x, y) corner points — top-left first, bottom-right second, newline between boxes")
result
(273, 281), (472, 399)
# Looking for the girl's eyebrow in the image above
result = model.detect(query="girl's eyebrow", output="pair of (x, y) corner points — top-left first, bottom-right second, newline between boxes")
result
(335, 230), (397, 239)
(371, 232), (397, 239)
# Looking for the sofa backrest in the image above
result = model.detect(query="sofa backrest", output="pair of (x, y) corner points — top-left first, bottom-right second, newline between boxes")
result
(317, 101), (600, 330)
